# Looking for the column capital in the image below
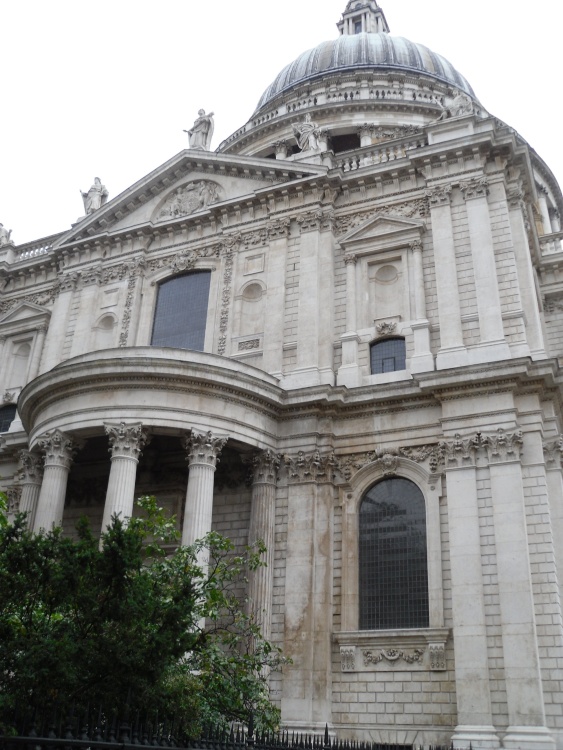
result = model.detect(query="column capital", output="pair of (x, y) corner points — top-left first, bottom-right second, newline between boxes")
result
(248, 449), (281, 485)
(344, 253), (358, 265)
(104, 421), (148, 460)
(460, 177), (489, 201)
(543, 436), (563, 469)
(37, 429), (77, 470)
(409, 239), (423, 253)
(481, 427), (523, 464)
(184, 430), (228, 469)
(440, 433), (481, 469)
(17, 449), (44, 484)
(425, 184), (452, 207)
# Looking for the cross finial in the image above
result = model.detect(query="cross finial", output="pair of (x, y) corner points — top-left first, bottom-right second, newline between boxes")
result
(337, 0), (390, 35)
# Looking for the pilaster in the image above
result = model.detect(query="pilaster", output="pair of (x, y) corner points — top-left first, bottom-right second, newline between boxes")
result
(426, 184), (467, 369)
(409, 239), (434, 373)
(459, 178), (510, 363)
(337, 254), (361, 387)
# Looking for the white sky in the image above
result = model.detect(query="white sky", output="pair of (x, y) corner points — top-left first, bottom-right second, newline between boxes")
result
(1, 0), (561, 245)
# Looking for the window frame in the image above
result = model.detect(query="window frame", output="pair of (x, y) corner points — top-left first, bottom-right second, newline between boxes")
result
(0, 403), (17, 433)
(369, 336), (407, 375)
(339, 457), (444, 633)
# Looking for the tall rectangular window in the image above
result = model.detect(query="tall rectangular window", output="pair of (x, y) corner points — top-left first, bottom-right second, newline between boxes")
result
(151, 271), (211, 351)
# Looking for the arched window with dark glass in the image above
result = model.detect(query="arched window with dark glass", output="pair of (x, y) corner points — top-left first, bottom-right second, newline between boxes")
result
(370, 337), (406, 374)
(359, 477), (429, 630)
(0, 404), (17, 433)
(151, 271), (211, 351)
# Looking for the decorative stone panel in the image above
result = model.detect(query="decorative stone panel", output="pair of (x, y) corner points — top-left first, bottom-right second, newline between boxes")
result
(335, 628), (449, 673)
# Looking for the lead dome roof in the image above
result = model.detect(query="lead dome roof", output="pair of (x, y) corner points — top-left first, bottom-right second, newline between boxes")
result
(255, 32), (475, 114)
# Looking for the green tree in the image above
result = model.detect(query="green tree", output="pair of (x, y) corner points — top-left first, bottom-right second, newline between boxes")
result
(0, 496), (284, 734)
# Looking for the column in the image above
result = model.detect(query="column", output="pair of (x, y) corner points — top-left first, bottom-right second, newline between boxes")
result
(426, 184), (467, 369)
(33, 430), (76, 532)
(409, 239), (434, 373)
(460, 178), (510, 362)
(442, 434), (499, 749)
(247, 450), (280, 641)
(0, 337), (6, 379)
(506, 183), (546, 359)
(100, 422), (148, 532)
(537, 187), (552, 235)
(281, 451), (335, 731)
(181, 430), (227, 562)
(6, 486), (22, 520)
(16, 449), (43, 528)
(337, 254), (361, 387)
(484, 429), (555, 750)
(27, 324), (48, 382)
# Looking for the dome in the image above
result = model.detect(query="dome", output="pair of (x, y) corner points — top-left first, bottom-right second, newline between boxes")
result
(255, 33), (475, 113)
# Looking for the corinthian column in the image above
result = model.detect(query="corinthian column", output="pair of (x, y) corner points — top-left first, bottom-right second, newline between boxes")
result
(182, 431), (228, 558)
(33, 430), (76, 532)
(101, 422), (148, 532)
(247, 450), (280, 640)
(16, 450), (44, 528)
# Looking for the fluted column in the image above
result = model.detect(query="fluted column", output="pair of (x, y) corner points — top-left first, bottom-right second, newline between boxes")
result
(33, 430), (76, 532)
(182, 431), (228, 561)
(247, 450), (280, 640)
(426, 184), (467, 369)
(16, 450), (44, 528)
(101, 422), (148, 532)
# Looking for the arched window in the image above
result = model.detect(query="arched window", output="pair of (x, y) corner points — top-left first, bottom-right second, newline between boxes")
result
(359, 477), (429, 630)
(370, 337), (406, 374)
(9, 342), (31, 386)
(0, 404), (17, 433)
(151, 271), (211, 351)
(93, 314), (117, 350)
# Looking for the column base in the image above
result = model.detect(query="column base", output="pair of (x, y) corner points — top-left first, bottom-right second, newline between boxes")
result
(437, 346), (469, 370)
(467, 339), (511, 365)
(282, 366), (333, 389)
(410, 352), (435, 374)
(451, 726), (500, 749)
(503, 726), (555, 750)
(337, 363), (361, 388)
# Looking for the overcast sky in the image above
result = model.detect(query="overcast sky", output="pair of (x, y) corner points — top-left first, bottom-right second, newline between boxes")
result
(2, 0), (561, 245)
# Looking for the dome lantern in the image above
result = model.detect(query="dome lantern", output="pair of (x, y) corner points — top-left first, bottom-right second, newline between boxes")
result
(337, 0), (390, 35)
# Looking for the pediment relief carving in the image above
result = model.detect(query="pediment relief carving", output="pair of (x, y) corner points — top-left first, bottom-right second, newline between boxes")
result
(154, 180), (223, 222)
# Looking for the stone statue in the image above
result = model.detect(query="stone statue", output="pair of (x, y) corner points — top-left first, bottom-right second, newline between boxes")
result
(184, 109), (215, 150)
(0, 223), (13, 246)
(434, 89), (474, 122)
(80, 177), (109, 215)
(292, 114), (321, 152)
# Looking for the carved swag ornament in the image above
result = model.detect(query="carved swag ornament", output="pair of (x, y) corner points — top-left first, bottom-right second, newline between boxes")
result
(158, 181), (221, 221)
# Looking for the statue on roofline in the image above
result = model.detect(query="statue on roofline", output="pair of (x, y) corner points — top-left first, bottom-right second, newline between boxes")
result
(433, 89), (474, 122)
(292, 113), (321, 152)
(80, 177), (109, 215)
(185, 109), (215, 151)
(0, 223), (13, 246)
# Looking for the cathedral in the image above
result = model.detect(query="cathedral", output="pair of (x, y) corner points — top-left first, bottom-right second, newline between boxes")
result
(1, 1), (563, 748)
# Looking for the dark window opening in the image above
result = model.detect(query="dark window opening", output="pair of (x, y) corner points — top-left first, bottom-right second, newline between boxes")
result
(151, 271), (211, 351)
(331, 133), (361, 153)
(0, 404), (17, 433)
(354, 20), (362, 33)
(370, 337), (406, 374)
(359, 477), (429, 630)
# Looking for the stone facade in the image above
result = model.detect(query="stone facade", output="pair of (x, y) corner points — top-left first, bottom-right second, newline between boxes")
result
(1, 3), (563, 749)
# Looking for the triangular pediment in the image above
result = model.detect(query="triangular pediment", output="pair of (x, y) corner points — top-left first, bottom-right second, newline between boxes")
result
(339, 214), (426, 248)
(0, 301), (50, 331)
(53, 151), (328, 248)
